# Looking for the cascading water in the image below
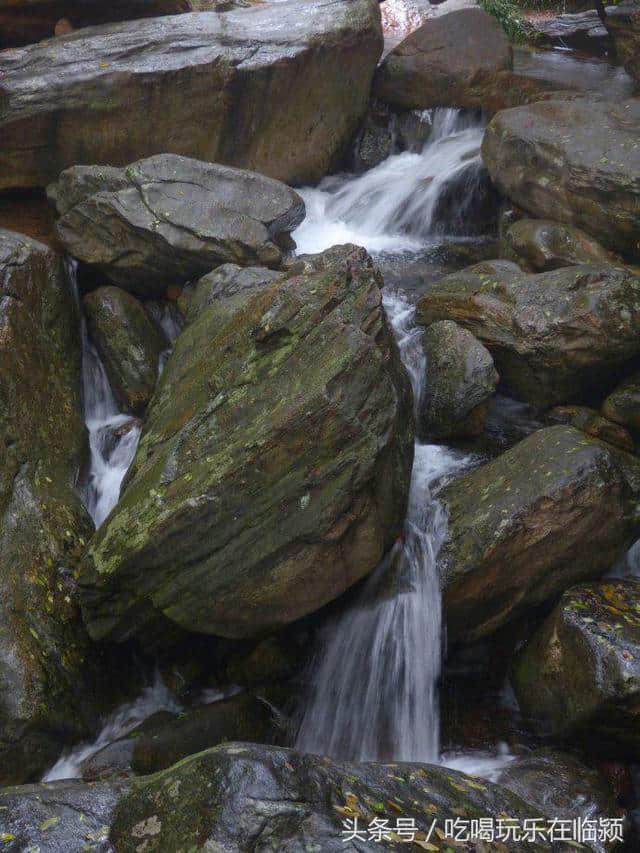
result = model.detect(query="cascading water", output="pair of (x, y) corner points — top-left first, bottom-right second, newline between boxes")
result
(295, 292), (471, 762)
(294, 108), (492, 764)
(294, 109), (486, 255)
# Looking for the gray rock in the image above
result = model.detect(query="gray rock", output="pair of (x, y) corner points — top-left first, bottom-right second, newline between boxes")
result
(48, 155), (305, 295)
(440, 426), (633, 644)
(420, 320), (498, 439)
(482, 97), (640, 259)
(185, 264), (283, 325)
(0, 778), (126, 852)
(416, 261), (640, 408)
(0, 0), (383, 189)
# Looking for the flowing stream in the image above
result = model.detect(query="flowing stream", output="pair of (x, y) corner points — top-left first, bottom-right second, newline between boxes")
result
(294, 108), (506, 768)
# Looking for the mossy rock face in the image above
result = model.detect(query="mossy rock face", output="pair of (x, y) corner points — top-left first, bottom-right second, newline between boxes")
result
(0, 778), (127, 852)
(602, 373), (640, 432)
(80, 245), (414, 644)
(0, 229), (95, 784)
(48, 155), (305, 296)
(0, 0), (382, 190)
(416, 261), (640, 408)
(512, 580), (640, 758)
(110, 742), (557, 852)
(501, 219), (617, 273)
(84, 286), (167, 413)
(420, 320), (498, 440)
(184, 263), (283, 326)
(482, 97), (640, 259)
(440, 426), (633, 644)
(547, 405), (635, 453)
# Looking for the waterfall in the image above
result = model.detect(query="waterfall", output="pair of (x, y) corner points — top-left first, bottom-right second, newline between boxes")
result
(66, 261), (142, 528)
(42, 672), (181, 782)
(293, 109), (488, 763)
(293, 109), (486, 256)
(295, 289), (471, 762)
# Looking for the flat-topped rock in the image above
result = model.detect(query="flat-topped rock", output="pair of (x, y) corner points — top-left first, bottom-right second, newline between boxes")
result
(0, 0), (383, 189)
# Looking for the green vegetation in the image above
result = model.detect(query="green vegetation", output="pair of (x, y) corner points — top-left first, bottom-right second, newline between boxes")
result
(479, 0), (527, 42)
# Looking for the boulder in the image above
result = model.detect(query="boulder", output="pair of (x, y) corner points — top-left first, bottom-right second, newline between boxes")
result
(604, 1), (640, 82)
(482, 98), (640, 259)
(183, 263), (283, 326)
(79, 245), (414, 643)
(375, 8), (512, 110)
(0, 1), (190, 48)
(501, 219), (619, 273)
(533, 9), (611, 53)
(440, 426), (633, 644)
(48, 155), (305, 295)
(547, 405), (635, 453)
(420, 320), (498, 439)
(497, 749), (622, 836)
(512, 580), (640, 758)
(603, 374), (640, 432)
(0, 229), (95, 784)
(416, 261), (640, 408)
(110, 742), (555, 852)
(0, 0), (383, 190)
(130, 690), (281, 775)
(0, 778), (127, 852)
(84, 286), (167, 413)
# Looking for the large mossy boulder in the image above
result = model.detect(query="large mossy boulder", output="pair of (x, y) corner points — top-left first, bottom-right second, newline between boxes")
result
(416, 261), (640, 408)
(0, 778), (127, 852)
(48, 155), (305, 295)
(183, 263), (283, 326)
(79, 245), (414, 644)
(84, 286), (167, 413)
(0, 0), (383, 190)
(604, 2), (640, 82)
(440, 426), (633, 644)
(482, 98), (640, 259)
(501, 219), (618, 273)
(512, 580), (640, 758)
(420, 320), (498, 439)
(109, 742), (555, 852)
(375, 8), (512, 110)
(0, 229), (94, 783)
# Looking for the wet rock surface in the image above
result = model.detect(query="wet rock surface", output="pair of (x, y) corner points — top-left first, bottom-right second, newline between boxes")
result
(83, 287), (167, 413)
(604, 1), (640, 82)
(0, 0), (383, 190)
(0, 778), (127, 852)
(440, 426), (633, 644)
(420, 320), (498, 439)
(0, 229), (95, 784)
(80, 245), (414, 644)
(48, 155), (305, 295)
(482, 97), (640, 259)
(416, 261), (640, 407)
(512, 580), (640, 759)
(109, 742), (559, 852)
(603, 374), (640, 432)
(500, 218), (619, 273)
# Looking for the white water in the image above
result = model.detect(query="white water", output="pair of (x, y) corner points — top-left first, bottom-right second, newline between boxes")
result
(293, 109), (485, 256)
(295, 291), (473, 762)
(82, 330), (142, 528)
(43, 673), (181, 781)
(293, 108), (520, 772)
